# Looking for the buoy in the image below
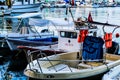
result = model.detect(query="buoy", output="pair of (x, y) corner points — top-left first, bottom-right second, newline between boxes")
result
(104, 33), (112, 48)
(78, 30), (88, 43)
(116, 33), (119, 38)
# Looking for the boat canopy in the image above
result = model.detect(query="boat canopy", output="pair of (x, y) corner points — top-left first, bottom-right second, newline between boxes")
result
(29, 18), (74, 27)
(29, 18), (50, 26)
(47, 18), (74, 26)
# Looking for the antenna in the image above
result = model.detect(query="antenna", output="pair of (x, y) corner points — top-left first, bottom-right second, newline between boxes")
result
(106, 12), (109, 23)
(68, 7), (75, 22)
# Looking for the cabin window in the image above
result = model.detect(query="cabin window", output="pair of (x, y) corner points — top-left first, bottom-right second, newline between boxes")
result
(60, 31), (77, 38)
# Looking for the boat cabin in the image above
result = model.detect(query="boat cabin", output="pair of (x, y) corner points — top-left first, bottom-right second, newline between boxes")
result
(57, 26), (98, 52)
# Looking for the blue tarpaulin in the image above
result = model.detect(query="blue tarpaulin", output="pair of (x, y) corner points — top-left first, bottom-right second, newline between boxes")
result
(82, 36), (104, 60)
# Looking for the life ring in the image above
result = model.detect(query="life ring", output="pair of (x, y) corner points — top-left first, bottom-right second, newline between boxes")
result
(78, 29), (88, 43)
(104, 33), (112, 48)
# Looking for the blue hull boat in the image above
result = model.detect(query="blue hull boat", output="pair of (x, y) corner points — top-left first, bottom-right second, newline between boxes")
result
(6, 36), (58, 51)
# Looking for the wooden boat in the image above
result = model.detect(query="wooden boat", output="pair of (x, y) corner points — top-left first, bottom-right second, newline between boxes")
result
(23, 12), (120, 79)
(24, 35), (120, 80)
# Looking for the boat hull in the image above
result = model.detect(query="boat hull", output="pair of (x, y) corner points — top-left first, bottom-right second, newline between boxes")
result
(24, 52), (120, 80)
(28, 72), (104, 80)
(24, 65), (114, 80)
(6, 37), (58, 51)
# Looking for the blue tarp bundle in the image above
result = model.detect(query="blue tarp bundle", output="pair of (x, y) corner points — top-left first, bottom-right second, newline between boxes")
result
(82, 36), (104, 60)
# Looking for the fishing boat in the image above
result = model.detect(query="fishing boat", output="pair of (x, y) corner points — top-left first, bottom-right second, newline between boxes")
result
(5, 17), (59, 51)
(23, 31), (120, 80)
(23, 27), (120, 80)
(6, 16), (75, 51)
(0, 12), (52, 49)
(23, 12), (120, 80)
(17, 12), (97, 53)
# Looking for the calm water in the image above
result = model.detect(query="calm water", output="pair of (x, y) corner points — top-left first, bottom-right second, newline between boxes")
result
(1, 7), (120, 80)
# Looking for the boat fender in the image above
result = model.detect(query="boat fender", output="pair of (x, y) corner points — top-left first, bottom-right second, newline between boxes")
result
(78, 29), (88, 43)
(104, 33), (112, 48)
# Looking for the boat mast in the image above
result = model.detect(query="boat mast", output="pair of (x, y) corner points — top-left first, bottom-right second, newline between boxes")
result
(6, 0), (12, 8)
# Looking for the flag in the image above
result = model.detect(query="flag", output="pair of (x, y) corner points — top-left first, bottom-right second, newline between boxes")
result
(88, 12), (93, 22)
(71, 0), (74, 6)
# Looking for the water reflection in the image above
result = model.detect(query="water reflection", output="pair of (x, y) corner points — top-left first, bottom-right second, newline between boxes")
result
(42, 7), (120, 25)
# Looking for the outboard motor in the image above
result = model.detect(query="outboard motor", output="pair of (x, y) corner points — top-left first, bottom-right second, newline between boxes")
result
(107, 41), (119, 55)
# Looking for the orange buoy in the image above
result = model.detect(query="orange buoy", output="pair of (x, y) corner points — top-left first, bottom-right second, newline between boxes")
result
(78, 30), (88, 43)
(104, 33), (112, 48)
(116, 33), (119, 38)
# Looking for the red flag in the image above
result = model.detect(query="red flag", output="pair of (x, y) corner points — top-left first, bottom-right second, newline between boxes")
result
(88, 12), (93, 22)
(71, 0), (74, 6)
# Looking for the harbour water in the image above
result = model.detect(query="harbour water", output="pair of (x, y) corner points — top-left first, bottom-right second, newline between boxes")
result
(1, 7), (120, 80)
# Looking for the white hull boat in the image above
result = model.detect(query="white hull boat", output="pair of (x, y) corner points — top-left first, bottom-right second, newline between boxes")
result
(24, 36), (120, 79)
(9, 11), (119, 79)
(23, 13), (120, 80)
